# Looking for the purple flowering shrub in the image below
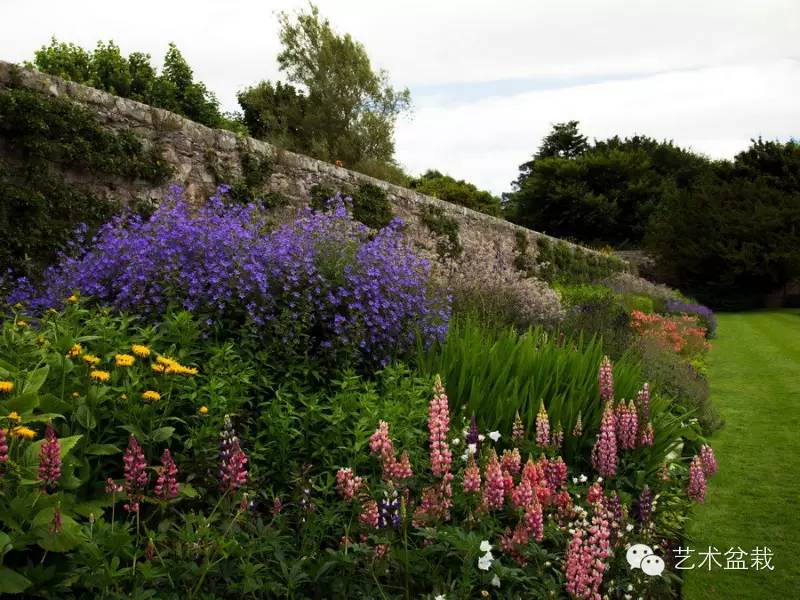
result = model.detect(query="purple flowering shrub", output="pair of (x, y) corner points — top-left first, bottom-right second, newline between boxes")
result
(9, 185), (449, 366)
(665, 300), (717, 338)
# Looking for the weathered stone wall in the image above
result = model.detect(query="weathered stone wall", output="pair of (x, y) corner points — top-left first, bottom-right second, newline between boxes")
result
(0, 60), (623, 271)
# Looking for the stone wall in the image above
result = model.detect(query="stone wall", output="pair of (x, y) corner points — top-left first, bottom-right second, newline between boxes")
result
(0, 59), (624, 272)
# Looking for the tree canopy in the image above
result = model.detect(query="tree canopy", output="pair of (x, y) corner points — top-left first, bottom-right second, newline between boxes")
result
(410, 170), (502, 216)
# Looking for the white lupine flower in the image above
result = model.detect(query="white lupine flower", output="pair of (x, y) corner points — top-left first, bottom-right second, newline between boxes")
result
(478, 434), (486, 442)
(572, 477), (579, 484)
(478, 552), (493, 571)
(488, 431), (501, 442)
(480, 540), (492, 552)
(579, 474), (588, 483)
(468, 443), (477, 455)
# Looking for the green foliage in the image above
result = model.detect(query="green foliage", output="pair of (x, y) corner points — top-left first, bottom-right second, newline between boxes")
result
(241, 4), (411, 176)
(556, 283), (632, 360)
(309, 182), (394, 229)
(205, 144), (283, 208)
(30, 38), (228, 129)
(420, 205), (463, 259)
(0, 85), (171, 181)
(645, 140), (800, 307)
(410, 169), (502, 216)
(623, 294), (655, 314)
(534, 236), (625, 284)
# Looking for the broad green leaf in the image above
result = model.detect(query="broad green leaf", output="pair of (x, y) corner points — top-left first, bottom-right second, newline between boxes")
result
(0, 566), (32, 593)
(150, 426), (175, 443)
(23, 365), (50, 395)
(0, 359), (17, 378)
(75, 404), (96, 430)
(179, 483), (199, 498)
(0, 531), (11, 554)
(84, 443), (120, 456)
(4, 392), (39, 413)
(33, 508), (85, 552)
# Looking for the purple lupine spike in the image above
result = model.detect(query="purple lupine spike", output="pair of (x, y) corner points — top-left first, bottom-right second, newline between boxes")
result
(598, 356), (614, 403)
(123, 435), (148, 513)
(637, 486), (654, 522)
(38, 423), (62, 491)
(154, 449), (179, 500)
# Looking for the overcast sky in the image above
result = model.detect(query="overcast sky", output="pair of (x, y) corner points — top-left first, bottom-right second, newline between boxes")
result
(2, 0), (798, 193)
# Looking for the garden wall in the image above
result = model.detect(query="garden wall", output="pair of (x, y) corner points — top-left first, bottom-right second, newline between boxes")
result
(0, 59), (623, 272)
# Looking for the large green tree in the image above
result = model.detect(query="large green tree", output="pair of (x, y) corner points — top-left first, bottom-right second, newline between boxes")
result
(410, 170), (502, 216)
(239, 4), (410, 172)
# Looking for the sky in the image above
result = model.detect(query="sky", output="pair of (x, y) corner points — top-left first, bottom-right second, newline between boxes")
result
(2, 0), (798, 194)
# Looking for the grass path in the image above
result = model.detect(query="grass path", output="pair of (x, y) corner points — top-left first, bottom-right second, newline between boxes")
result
(683, 310), (800, 598)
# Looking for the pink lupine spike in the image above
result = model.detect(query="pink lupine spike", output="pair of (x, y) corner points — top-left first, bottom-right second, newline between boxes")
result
(598, 355), (614, 403)
(688, 455), (707, 503)
(483, 450), (505, 510)
(700, 444), (718, 477)
(154, 449), (179, 500)
(591, 402), (618, 478)
(535, 400), (550, 447)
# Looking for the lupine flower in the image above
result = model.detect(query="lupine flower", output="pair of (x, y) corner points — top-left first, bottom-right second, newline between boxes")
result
(465, 415), (480, 454)
(587, 481), (604, 505)
(483, 450), (505, 510)
(512, 411), (525, 442)
(616, 400), (638, 451)
(378, 490), (402, 529)
(572, 411), (583, 437)
(220, 439), (248, 492)
(637, 486), (654, 522)
(389, 451), (414, 481)
(501, 448), (521, 475)
(591, 403), (618, 477)
(335, 467), (364, 501)
(428, 376), (452, 479)
(639, 421), (654, 447)
(544, 456), (567, 490)
(154, 449), (179, 500)
(550, 422), (564, 450)
(0, 427), (7, 464)
(523, 499), (544, 542)
(463, 455), (481, 493)
(511, 476), (533, 509)
(635, 383), (650, 422)
(535, 400), (550, 447)
(521, 456), (542, 487)
(272, 496), (283, 516)
(700, 444), (718, 477)
(688, 455), (707, 503)
(123, 435), (148, 513)
(38, 423), (61, 491)
(105, 477), (123, 494)
(565, 508), (611, 600)
(598, 355), (614, 402)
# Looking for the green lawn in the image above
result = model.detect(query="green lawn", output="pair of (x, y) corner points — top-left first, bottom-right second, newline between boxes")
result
(683, 310), (800, 598)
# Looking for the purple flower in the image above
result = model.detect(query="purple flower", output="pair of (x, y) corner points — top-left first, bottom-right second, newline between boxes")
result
(123, 435), (148, 513)
(38, 423), (61, 491)
(154, 449), (179, 500)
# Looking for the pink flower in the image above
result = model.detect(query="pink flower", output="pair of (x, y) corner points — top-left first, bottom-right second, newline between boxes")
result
(688, 455), (707, 503)
(0, 427), (8, 464)
(359, 499), (379, 528)
(591, 403), (618, 478)
(501, 448), (521, 475)
(369, 421), (413, 484)
(512, 411), (525, 442)
(639, 421), (654, 447)
(587, 481), (604, 505)
(598, 355), (614, 403)
(635, 383), (650, 422)
(700, 444), (718, 477)
(388, 451), (414, 482)
(123, 435), (148, 512)
(335, 468), (364, 502)
(550, 422), (564, 450)
(565, 507), (611, 600)
(544, 456), (567, 490)
(154, 449), (179, 500)
(521, 456), (542, 487)
(463, 455), (481, 493)
(105, 477), (123, 494)
(572, 411), (583, 437)
(483, 450), (505, 510)
(49, 506), (63, 535)
(511, 476), (533, 509)
(535, 400), (550, 447)
(428, 376), (452, 479)
(616, 401), (638, 451)
(38, 423), (61, 491)
(220, 439), (248, 492)
(523, 499), (544, 543)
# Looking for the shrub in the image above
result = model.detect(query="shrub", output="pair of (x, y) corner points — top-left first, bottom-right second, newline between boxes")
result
(7, 186), (448, 368)
(432, 239), (563, 329)
(310, 182), (394, 230)
(630, 311), (710, 358)
(557, 283), (631, 360)
(534, 237), (626, 284)
(604, 272), (687, 313)
(665, 300), (717, 338)
(623, 293), (655, 314)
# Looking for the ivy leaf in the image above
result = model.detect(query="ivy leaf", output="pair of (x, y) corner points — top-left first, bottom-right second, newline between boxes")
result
(0, 566), (32, 593)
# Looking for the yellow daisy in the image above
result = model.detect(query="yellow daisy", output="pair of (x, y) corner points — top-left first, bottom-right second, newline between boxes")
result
(0, 381), (14, 393)
(6, 411), (21, 423)
(90, 370), (111, 383)
(199, 406), (209, 415)
(131, 344), (151, 358)
(67, 343), (82, 358)
(115, 354), (135, 367)
(12, 425), (36, 440)
(151, 363), (166, 374)
(67, 294), (78, 303)
(120, 393), (128, 401)
(16, 321), (29, 328)
(82, 354), (101, 366)
(142, 390), (161, 402)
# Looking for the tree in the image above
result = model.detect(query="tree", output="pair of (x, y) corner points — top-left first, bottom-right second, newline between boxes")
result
(241, 3), (410, 169)
(411, 170), (502, 216)
(513, 121), (589, 187)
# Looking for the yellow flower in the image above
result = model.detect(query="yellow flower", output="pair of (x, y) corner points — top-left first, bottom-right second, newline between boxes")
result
(12, 426), (36, 440)
(131, 344), (151, 358)
(156, 356), (198, 376)
(16, 321), (29, 328)
(71, 391), (80, 398)
(120, 393), (129, 401)
(6, 411), (21, 423)
(90, 370), (111, 382)
(151, 363), (165, 374)
(67, 343), (82, 358)
(67, 294), (78, 303)
(115, 354), (135, 367)
(0, 381), (14, 393)
(199, 406), (209, 415)
(82, 354), (101, 366)
(142, 390), (161, 402)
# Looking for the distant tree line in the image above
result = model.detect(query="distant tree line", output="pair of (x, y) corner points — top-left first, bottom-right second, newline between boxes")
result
(504, 121), (800, 307)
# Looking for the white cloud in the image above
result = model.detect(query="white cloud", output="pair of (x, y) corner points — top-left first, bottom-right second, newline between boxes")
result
(1, 1), (798, 194)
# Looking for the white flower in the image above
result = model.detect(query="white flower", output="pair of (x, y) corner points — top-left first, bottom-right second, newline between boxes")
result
(624, 595), (632, 600)
(478, 434), (486, 442)
(491, 574), (501, 588)
(627, 584), (634, 591)
(597, 476), (604, 483)
(480, 540), (492, 553)
(435, 595), (446, 600)
(462, 451), (469, 462)
(452, 437), (460, 446)
(625, 523), (634, 532)
(488, 431), (501, 442)
(572, 477), (579, 484)
(477, 552), (494, 571)
(467, 443), (477, 455)
(579, 474), (588, 483)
